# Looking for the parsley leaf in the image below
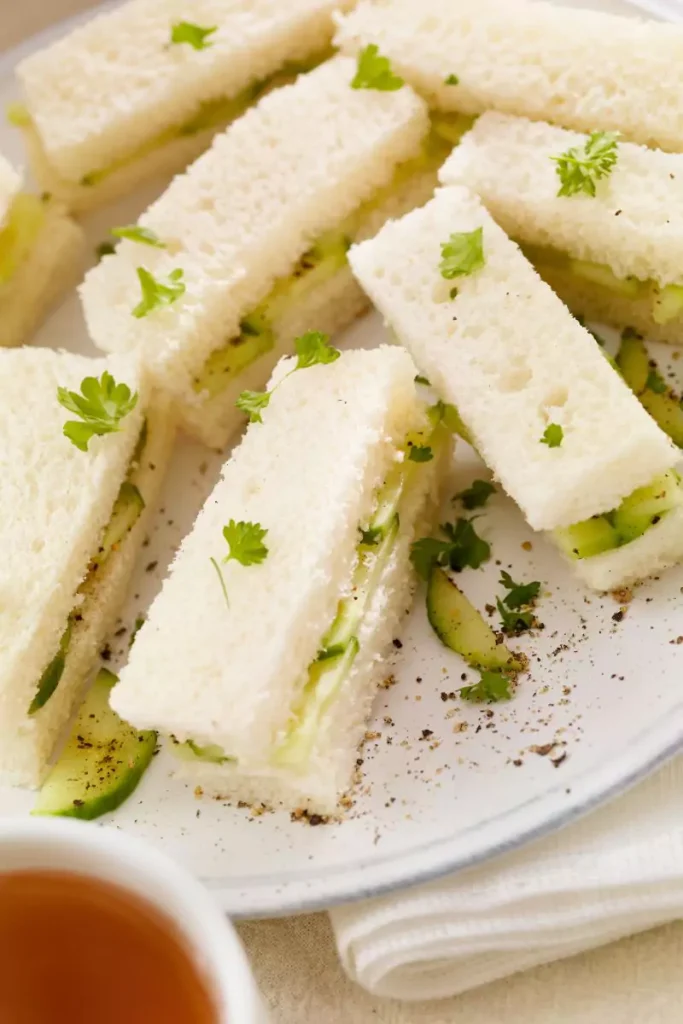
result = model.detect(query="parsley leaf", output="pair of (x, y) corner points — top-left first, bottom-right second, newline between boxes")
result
(222, 520), (269, 566)
(112, 225), (165, 248)
(497, 598), (535, 635)
(408, 445), (433, 463)
(552, 130), (620, 198)
(646, 368), (668, 394)
(410, 517), (490, 579)
(439, 227), (485, 280)
(460, 670), (512, 703)
(57, 371), (138, 452)
(132, 267), (185, 318)
(444, 73), (459, 85)
(210, 557), (230, 609)
(360, 525), (382, 546)
(455, 479), (495, 510)
(351, 44), (404, 91)
(295, 330), (341, 369)
(540, 423), (563, 448)
(499, 570), (540, 610)
(415, 374), (431, 386)
(170, 22), (217, 50)
(236, 389), (271, 424)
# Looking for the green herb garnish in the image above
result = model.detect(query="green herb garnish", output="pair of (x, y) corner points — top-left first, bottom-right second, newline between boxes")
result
(170, 22), (217, 50)
(132, 267), (185, 318)
(496, 570), (540, 635)
(552, 131), (620, 198)
(444, 74), (459, 86)
(460, 669), (512, 703)
(455, 479), (495, 510)
(351, 44), (404, 91)
(237, 331), (340, 423)
(112, 225), (165, 248)
(410, 517), (490, 579)
(646, 368), (668, 394)
(57, 371), (138, 452)
(439, 227), (485, 280)
(210, 520), (269, 609)
(360, 525), (382, 546)
(408, 445), (433, 463)
(415, 374), (431, 386)
(540, 423), (563, 448)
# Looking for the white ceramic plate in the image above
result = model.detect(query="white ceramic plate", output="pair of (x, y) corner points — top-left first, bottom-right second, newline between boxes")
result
(1, 0), (682, 919)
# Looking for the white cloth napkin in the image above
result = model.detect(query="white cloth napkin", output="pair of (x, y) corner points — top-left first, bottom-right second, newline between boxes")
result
(330, 758), (683, 1001)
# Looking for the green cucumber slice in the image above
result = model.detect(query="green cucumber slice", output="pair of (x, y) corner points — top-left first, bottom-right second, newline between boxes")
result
(640, 390), (683, 447)
(33, 669), (156, 820)
(553, 516), (620, 560)
(616, 331), (649, 393)
(612, 470), (682, 543)
(427, 567), (522, 671)
(652, 284), (683, 326)
(0, 193), (45, 285)
(568, 259), (645, 299)
(273, 638), (360, 767)
(28, 623), (72, 716)
(174, 739), (233, 765)
(96, 482), (145, 567)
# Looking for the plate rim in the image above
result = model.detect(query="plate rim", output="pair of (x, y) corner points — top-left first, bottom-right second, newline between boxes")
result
(3, 0), (683, 920)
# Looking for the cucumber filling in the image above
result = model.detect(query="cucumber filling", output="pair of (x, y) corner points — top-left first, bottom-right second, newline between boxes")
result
(177, 416), (449, 769)
(554, 470), (682, 560)
(27, 425), (148, 715)
(0, 193), (46, 287)
(518, 242), (683, 327)
(192, 113), (466, 400)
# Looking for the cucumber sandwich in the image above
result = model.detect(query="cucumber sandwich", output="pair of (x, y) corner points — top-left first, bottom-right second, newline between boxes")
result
(442, 113), (683, 345)
(349, 187), (683, 593)
(335, 0), (683, 152)
(110, 345), (452, 814)
(79, 56), (454, 449)
(0, 348), (173, 787)
(14, 0), (352, 214)
(0, 152), (83, 347)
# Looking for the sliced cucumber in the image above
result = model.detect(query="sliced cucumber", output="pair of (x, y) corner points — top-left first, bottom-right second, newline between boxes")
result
(616, 331), (649, 393)
(652, 283), (683, 326)
(28, 622), (72, 716)
(427, 567), (522, 671)
(0, 193), (45, 285)
(640, 390), (683, 447)
(96, 482), (145, 567)
(33, 669), (156, 820)
(174, 739), (233, 765)
(569, 259), (645, 299)
(429, 112), (476, 147)
(517, 241), (568, 271)
(612, 470), (682, 543)
(553, 516), (620, 560)
(273, 638), (360, 767)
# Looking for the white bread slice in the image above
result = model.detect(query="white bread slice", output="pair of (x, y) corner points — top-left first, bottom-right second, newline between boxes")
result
(441, 112), (683, 343)
(566, 504), (683, 593)
(177, 433), (450, 814)
(80, 57), (429, 445)
(349, 187), (677, 533)
(0, 200), (84, 348)
(0, 349), (172, 786)
(0, 154), (21, 227)
(334, 0), (683, 152)
(17, 0), (352, 188)
(111, 348), (441, 811)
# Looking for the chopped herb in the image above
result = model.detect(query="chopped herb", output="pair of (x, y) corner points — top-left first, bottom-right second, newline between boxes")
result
(496, 598), (535, 635)
(129, 615), (146, 647)
(455, 479), (495, 510)
(170, 21), (217, 50)
(112, 225), (165, 248)
(439, 227), (485, 280)
(222, 520), (269, 567)
(408, 445), (433, 462)
(95, 241), (116, 261)
(210, 557), (230, 609)
(410, 517), (490, 579)
(551, 130), (620, 198)
(460, 670), (512, 703)
(499, 570), (540, 610)
(415, 374), (431, 386)
(57, 371), (138, 452)
(646, 368), (668, 394)
(540, 423), (563, 448)
(351, 44), (404, 91)
(444, 73), (459, 85)
(449, 286), (459, 300)
(360, 525), (382, 546)
(237, 330), (340, 423)
(132, 267), (185, 318)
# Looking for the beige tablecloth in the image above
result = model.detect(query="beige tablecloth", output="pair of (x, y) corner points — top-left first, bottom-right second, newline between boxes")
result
(5, 1), (683, 1020)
